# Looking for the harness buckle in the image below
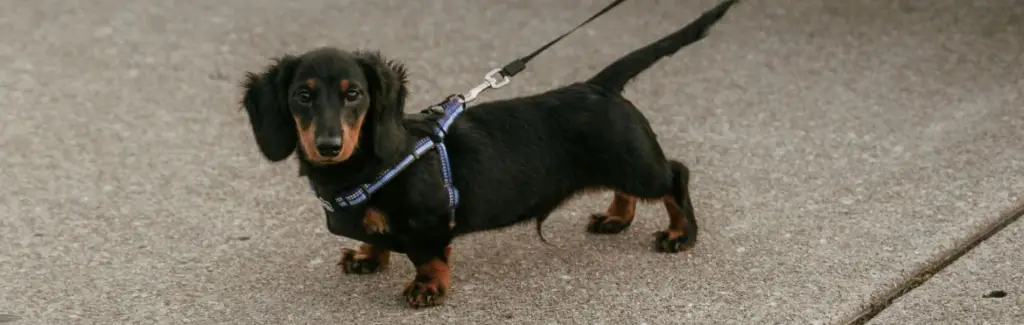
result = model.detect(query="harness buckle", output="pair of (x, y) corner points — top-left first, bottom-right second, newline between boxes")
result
(359, 184), (371, 198)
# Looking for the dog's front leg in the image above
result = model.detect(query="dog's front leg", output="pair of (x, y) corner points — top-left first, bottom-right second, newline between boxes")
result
(337, 243), (391, 274)
(402, 245), (452, 308)
(335, 208), (393, 274)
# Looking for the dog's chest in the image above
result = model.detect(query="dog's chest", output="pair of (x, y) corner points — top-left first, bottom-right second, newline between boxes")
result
(322, 207), (407, 252)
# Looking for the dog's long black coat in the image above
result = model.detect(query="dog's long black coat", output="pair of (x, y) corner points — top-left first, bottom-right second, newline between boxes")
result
(240, 0), (739, 308)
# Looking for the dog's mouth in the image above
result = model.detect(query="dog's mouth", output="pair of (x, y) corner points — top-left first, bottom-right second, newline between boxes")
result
(303, 145), (363, 165)
(305, 155), (348, 165)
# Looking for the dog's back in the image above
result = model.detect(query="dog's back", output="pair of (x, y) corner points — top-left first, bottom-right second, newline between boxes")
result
(444, 0), (740, 235)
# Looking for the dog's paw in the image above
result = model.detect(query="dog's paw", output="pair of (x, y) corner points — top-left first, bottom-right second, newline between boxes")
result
(652, 230), (696, 253)
(337, 248), (386, 274)
(586, 213), (632, 234)
(402, 278), (448, 309)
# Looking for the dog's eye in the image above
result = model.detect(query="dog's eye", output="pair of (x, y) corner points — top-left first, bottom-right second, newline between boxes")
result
(295, 91), (312, 105)
(345, 89), (360, 102)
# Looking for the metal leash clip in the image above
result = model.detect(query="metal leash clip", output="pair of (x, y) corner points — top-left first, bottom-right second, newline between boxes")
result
(459, 68), (512, 103)
(455, 0), (627, 105)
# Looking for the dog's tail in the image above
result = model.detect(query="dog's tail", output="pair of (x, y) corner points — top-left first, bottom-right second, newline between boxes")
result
(585, 0), (740, 93)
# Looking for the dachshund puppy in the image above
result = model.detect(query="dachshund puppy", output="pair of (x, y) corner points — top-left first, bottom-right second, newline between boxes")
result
(239, 0), (739, 308)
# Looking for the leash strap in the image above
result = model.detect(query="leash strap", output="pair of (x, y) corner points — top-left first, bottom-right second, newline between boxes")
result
(459, 0), (629, 103)
(500, 0), (629, 78)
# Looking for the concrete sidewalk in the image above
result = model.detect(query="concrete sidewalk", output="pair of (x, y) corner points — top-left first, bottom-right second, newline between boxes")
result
(869, 214), (1024, 325)
(1, 0), (1021, 324)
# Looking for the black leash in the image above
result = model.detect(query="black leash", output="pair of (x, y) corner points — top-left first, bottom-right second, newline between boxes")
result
(499, 0), (630, 78)
(458, 0), (629, 103)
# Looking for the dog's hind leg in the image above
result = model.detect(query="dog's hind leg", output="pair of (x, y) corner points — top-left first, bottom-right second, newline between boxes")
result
(586, 192), (638, 234)
(586, 158), (698, 253)
(651, 160), (698, 253)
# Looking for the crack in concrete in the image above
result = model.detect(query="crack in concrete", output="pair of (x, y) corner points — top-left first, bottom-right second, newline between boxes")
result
(842, 203), (1024, 325)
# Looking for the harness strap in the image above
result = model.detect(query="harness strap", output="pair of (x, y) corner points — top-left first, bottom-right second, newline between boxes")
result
(436, 142), (459, 228)
(309, 96), (465, 226)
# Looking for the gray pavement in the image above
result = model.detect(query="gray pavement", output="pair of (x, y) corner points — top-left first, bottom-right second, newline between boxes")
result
(868, 217), (1024, 325)
(1, 0), (1022, 324)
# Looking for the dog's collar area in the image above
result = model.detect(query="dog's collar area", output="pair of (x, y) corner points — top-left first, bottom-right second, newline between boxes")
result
(309, 95), (465, 228)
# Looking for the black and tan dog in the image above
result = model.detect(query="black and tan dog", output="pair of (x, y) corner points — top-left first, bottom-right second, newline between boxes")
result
(239, 0), (739, 308)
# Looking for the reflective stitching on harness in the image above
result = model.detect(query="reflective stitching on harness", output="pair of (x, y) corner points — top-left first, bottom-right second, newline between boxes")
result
(308, 96), (465, 227)
(436, 142), (459, 212)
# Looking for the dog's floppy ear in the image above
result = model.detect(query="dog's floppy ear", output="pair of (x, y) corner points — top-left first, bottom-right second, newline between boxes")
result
(240, 55), (301, 162)
(354, 51), (409, 161)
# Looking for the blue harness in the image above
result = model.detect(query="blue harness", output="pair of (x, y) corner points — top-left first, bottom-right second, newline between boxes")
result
(308, 96), (466, 228)
(301, 0), (632, 237)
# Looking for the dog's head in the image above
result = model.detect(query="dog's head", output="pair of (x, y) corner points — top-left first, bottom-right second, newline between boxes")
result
(240, 47), (409, 165)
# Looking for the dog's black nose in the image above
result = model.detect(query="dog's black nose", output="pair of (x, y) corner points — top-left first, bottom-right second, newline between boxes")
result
(315, 137), (342, 158)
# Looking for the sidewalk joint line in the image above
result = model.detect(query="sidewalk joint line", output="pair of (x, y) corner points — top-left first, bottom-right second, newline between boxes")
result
(842, 203), (1024, 325)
